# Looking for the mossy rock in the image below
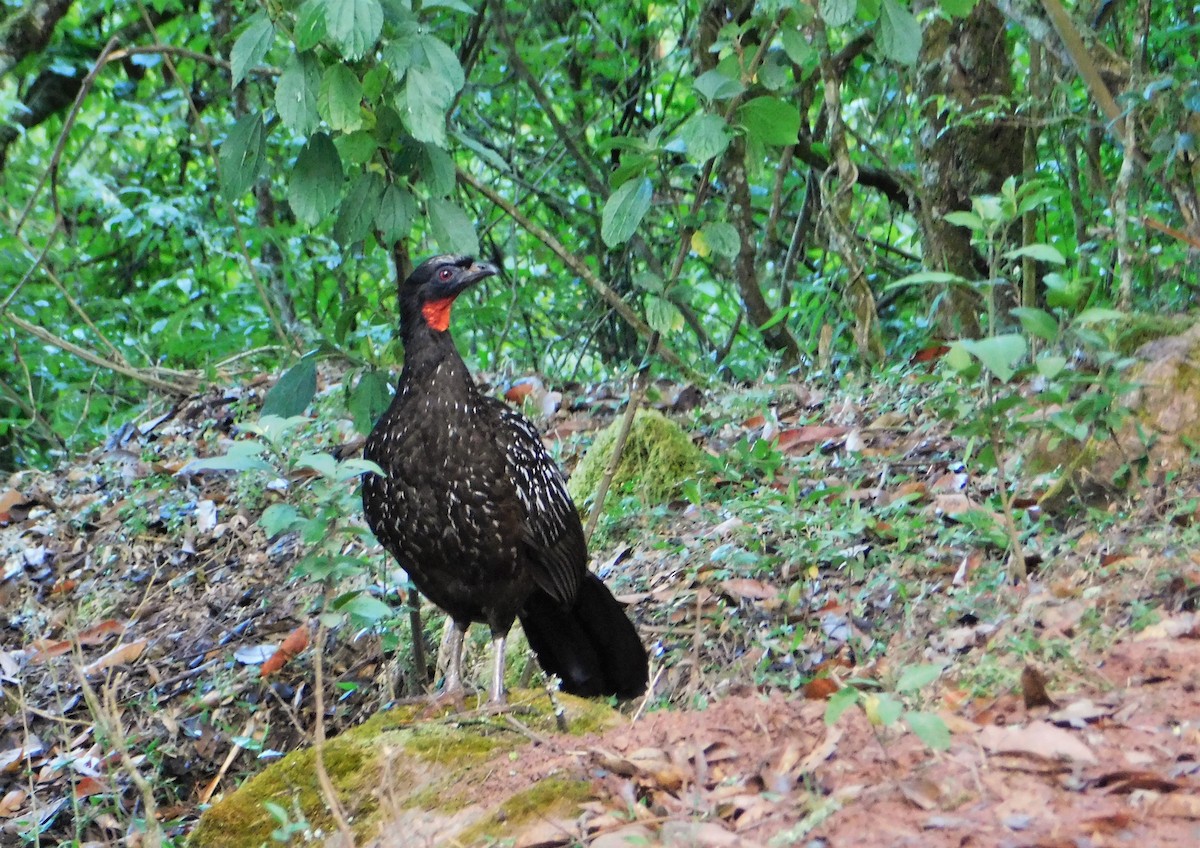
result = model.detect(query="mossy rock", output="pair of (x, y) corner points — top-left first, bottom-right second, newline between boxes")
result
(1037, 322), (1200, 507)
(187, 691), (621, 848)
(568, 409), (704, 507)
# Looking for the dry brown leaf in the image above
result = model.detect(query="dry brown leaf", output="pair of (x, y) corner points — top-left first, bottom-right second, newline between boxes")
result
(718, 578), (780, 602)
(977, 720), (1098, 765)
(259, 623), (310, 678)
(81, 639), (148, 677)
(0, 789), (26, 817)
(1151, 792), (1200, 819)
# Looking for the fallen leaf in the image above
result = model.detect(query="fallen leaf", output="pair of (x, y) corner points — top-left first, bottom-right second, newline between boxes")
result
(82, 639), (148, 677)
(259, 623), (311, 677)
(977, 720), (1098, 765)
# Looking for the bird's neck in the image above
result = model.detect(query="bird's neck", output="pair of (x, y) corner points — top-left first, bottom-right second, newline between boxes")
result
(398, 316), (475, 392)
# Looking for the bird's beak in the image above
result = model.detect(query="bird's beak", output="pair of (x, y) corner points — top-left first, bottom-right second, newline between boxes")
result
(461, 260), (499, 289)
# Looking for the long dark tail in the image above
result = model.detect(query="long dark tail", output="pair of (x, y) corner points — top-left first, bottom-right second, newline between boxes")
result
(518, 573), (649, 699)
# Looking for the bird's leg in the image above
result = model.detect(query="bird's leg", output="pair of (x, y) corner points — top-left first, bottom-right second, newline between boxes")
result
(442, 619), (466, 696)
(419, 619), (468, 716)
(487, 632), (507, 706)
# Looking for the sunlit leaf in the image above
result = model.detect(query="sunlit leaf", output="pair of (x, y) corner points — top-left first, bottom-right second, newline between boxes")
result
(231, 13), (274, 87)
(737, 96), (800, 146)
(819, 0), (857, 27)
(601, 177), (653, 247)
(905, 711), (952, 750)
(400, 67), (448, 146)
(674, 113), (731, 162)
(694, 68), (744, 101)
(877, 0), (922, 65)
(324, 0), (383, 60)
(700, 221), (740, 259)
(1010, 307), (1059, 342)
(320, 64), (364, 133)
(961, 334), (1027, 383)
(895, 664), (942, 693)
(1004, 243), (1066, 265)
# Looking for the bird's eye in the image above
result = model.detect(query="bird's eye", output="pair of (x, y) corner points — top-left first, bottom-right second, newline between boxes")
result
(437, 268), (454, 282)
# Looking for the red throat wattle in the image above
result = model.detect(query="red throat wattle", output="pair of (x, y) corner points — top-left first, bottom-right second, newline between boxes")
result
(421, 297), (456, 332)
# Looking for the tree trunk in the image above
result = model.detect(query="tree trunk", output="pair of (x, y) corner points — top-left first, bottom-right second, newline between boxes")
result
(914, 1), (1024, 337)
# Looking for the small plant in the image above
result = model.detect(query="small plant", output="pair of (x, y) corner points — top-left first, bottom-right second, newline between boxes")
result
(184, 414), (396, 633)
(824, 663), (951, 751)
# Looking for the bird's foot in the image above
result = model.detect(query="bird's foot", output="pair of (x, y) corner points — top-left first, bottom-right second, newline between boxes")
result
(416, 686), (469, 719)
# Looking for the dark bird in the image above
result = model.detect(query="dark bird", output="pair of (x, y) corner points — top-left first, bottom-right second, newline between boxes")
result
(362, 254), (649, 705)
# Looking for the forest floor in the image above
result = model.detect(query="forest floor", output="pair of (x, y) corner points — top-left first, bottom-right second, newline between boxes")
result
(0, 363), (1198, 847)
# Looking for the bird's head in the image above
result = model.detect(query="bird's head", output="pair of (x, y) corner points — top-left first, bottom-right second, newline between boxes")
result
(401, 254), (499, 333)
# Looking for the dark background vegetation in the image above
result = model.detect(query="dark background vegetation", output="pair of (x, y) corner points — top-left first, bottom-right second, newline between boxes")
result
(2, 0), (1196, 471)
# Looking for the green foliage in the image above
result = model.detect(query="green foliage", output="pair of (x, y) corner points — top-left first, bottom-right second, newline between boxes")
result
(824, 664), (952, 751)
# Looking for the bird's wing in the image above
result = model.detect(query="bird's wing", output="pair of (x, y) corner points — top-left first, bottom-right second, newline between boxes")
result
(487, 399), (586, 605)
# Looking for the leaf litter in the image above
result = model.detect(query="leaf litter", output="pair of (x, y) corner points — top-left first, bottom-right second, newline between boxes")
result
(0, 367), (1197, 845)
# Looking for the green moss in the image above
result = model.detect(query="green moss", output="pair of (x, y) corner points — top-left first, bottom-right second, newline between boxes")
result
(568, 409), (704, 506)
(188, 692), (625, 848)
(457, 778), (594, 846)
(188, 732), (385, 848)
(1114, 312), (1195, 355)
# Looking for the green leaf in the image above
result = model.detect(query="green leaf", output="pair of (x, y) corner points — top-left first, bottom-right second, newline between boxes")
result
(334, 172), (386, 245)
(288, 133), (344, 226)
(646, 295), (682, 334)
(877, 0), (922, 65)
(673, 113), (730, 162)
(336, 592), (393, 623)
(694, 68), (744, 101)
(376, 183), (417, 246)
(1004, 243), (1066, 265)
(231, 13), (274, 87)
(421, 144), (456, 196)
(961, 334), (1027, 383)
(400, 67), (448, 147)
(218, 112), (267, 199)
(873, 693), (904, 726)
(422, 0), (475, 12)
(351, 370), (391, 435)
(1010, 307), (1060, 342)
(324, 0), (383, 60)
(276, 53), (321, 136)
(699, 221), (740, 259)
(294, 0), (327, 51)
(320, 64), (364, 133)
(944, 210), (983, 230)
(781, 27), (815, 66)
(737, 96), (801, 146)
(417, 34), (465, 98)
(180, 441), (273, 474)
(820, 0), (857, 27)
(601, 177), (653, 247)
(262, 356), (318, 417)
(895, 664), (942, 693)
(296, 451), (338, 479)
(335, 458), (385, 482)
(884, 270), (968, 291)
(945, 341), (974, 373)
(260, 503), (302, 538)
(824, 686), (860, 724)
(1036, 354), (1068, 379)
(905, 711), (952, 750)
(428, 197), (479, 255)
(1073, 307), (1125, 324)
(939, 0), (978, 17)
